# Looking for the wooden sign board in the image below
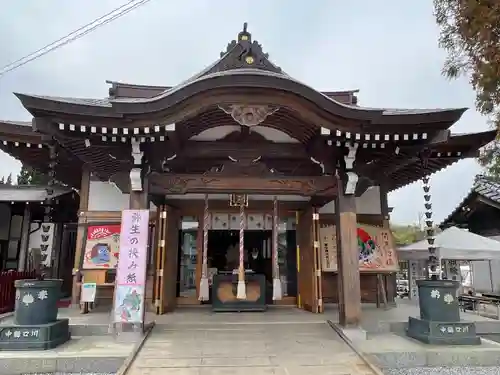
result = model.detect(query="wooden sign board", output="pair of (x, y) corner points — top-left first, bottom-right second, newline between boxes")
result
(319, 224), (337, 272)
(319, 224), (399, 272)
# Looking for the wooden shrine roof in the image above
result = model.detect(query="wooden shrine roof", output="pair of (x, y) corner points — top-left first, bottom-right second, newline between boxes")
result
(0, 184), (76, 203)
(0, 119), (494, 193)
(0, 24), (497, 194)
(13, 24), (466, 132)
(0, 121), (85, 188)
(106, 80), (360, 105)
(440, 175), (500, 228)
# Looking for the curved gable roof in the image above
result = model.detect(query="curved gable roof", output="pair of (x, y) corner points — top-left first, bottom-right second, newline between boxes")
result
(13, 24), (467, 129)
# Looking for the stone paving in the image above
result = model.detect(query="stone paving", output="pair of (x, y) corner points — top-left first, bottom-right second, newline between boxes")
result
(357, 332), (500, 368)
(2, 303), (500, 374)
(0, 335), (134, 374)
(4, 300), (491, 335)
(127, 321), (375, 375)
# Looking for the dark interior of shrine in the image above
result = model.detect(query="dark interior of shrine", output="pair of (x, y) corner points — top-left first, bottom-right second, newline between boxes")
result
(207, 230), (273, 282)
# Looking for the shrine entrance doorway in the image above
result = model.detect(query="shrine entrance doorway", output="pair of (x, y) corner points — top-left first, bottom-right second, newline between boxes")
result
(151, 193), (328, 313)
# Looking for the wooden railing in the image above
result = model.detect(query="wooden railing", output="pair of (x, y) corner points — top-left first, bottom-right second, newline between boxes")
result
(0, 271), (36, 314)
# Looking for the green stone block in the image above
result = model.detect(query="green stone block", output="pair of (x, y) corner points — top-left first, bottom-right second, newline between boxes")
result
(416, 279), (460, 321)
(0, 319), (71, 350)
(406, 316), (481, 345)
(14, 279), (62, 325)
(407, 279), (481, 345)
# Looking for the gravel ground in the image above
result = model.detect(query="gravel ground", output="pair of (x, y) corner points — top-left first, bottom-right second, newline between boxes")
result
(384, 367), (500, 375)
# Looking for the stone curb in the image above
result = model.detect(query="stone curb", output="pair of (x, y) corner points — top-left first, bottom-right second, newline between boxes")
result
(115, 321), (155, 375)
(368, 339), (500, 369)
(326, 320), (385, 375)
(0, 356), (126, 375)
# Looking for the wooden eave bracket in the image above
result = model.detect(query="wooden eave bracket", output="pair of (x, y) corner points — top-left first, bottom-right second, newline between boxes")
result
(130, 138), (144, 191)
(343, 142), (359, 195)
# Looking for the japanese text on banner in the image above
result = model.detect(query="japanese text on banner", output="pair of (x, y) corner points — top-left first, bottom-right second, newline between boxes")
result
(116, 210), (149, 286)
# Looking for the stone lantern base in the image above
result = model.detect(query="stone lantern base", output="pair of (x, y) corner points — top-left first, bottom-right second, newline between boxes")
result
(406, 279), (481, 345)
(0, 279), (70, 350)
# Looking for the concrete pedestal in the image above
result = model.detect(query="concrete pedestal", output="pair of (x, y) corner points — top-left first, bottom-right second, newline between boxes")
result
(407, 279), (481, 345)
(0, 319), (70, 350)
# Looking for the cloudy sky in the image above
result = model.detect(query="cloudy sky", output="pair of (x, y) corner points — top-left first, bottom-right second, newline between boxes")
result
(0, 0), (490, 225)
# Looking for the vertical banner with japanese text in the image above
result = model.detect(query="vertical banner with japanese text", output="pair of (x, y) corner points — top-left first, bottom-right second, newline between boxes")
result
(113, 209), (150, 324)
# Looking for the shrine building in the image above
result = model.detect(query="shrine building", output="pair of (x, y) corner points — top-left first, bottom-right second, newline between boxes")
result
(0, 25), (494, 326)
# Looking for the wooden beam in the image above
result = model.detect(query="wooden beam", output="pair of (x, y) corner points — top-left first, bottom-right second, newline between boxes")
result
(379, 184), (390, 223)
(129, 173), (150, 213)
(151, 140), (309, 160)
(164, 199), (309, 216)
(149, 173), (337, 197)
(335, 187), (361, 327)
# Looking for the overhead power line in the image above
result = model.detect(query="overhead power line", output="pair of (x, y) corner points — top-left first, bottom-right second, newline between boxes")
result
(0, 0), (152, 77)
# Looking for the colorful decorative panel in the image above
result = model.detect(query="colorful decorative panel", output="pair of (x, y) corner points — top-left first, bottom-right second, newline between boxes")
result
(82, 225), (120, 269)
(319, 224), (399, 272)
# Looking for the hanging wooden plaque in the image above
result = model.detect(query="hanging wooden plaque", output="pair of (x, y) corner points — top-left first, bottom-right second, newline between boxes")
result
(229, 194), (248, 207)
(319, 224), (337, 272)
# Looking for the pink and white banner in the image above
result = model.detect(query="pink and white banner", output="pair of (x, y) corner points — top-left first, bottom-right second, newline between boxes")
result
(113, 209), (150, 324)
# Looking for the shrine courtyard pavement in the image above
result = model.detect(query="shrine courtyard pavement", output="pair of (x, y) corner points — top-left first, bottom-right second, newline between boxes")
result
(2, 301), (500, 374)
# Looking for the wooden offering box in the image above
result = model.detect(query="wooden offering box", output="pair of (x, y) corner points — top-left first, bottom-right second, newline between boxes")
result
(212, 273), (266, 312)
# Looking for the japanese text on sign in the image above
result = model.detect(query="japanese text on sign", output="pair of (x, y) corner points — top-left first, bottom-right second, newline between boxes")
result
(4, 329), (39, 339)
(439, 325), (470, 334)
(116, 210), (149, 286)
(113, 209), (149, 324)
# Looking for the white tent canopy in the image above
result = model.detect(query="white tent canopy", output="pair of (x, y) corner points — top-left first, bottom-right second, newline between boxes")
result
(398, 226), (500, 261)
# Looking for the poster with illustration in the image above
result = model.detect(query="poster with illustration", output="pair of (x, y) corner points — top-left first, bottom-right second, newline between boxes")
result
(113, 285), (145, 323)
(82, 225), (120, 269)
(319, 224), (399, 272)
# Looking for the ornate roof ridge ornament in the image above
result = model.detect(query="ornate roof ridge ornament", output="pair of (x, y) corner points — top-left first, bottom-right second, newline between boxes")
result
(218, 23), (283, 73)
(218, 104), (279, 127)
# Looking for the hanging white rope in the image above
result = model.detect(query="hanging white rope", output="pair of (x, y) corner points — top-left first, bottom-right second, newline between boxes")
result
(198, 194), (210, 301)
(272, 196), (282, 300)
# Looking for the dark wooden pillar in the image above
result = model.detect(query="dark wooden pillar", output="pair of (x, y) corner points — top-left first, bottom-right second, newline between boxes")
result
(335, 188), (361, 326)
(71, 165), (91, 306)
(17, 204), (31, 271)
(379, 184), (390, 227)
(129, 189), (148, 210)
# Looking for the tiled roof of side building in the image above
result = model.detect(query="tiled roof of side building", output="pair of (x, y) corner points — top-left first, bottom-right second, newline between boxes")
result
(472, 175), (500, 203)
(440, 175), (500, 227)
